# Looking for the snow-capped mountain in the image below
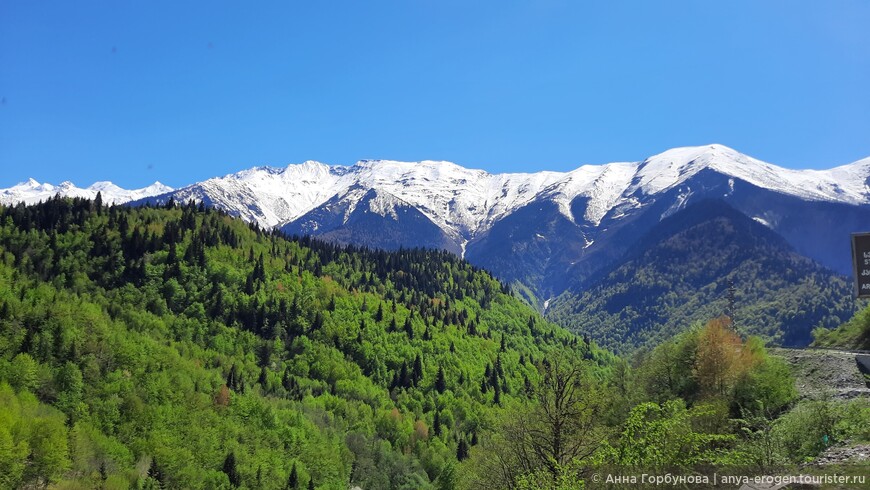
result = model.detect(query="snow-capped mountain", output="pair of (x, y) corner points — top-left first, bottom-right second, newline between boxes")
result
(0, 179), (173, 206)
(133, 144), (870, 235)
(6, 144), (870, 301)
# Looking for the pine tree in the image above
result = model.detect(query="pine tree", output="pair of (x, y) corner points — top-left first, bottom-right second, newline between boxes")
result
(287, 462), (299, 489)
(222, 451), (241, 487)
(457, 438), (469, 461)
(435, 366), (447, 393)
(412, 354), (423, 386)
(148, 457), (164, 488)
(404, 316), (414, 339)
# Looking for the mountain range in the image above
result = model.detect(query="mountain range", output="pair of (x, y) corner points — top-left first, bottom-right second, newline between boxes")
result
(3, 144), (867, 347)
(0, 178), (173, 206)
(546, 200), (855, 350)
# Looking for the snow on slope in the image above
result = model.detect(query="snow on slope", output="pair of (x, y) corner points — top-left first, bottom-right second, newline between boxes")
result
(128, 145), (870, 236)
(537, 161), (638, 225)
(0, 179), (173, 206)
(351, 159), (567, 239)
(161, 162), (352, 229)
(631, 145), (870, 205)
(5, 144), (870, 240)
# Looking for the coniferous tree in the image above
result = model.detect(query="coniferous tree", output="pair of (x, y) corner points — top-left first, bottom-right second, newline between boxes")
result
(404, 316), (414, 339)
(457, 438), (469, 461)
(435, 366), (447, 393)
(148, 458), (165, 488)
(287, 462), (299, 489)
(412, 354), (423, 386)
(222, 452), (241, 487)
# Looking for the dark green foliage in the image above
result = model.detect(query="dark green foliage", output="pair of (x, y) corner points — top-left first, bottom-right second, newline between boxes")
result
(148, 458), (164, 488)
(456, 438), (469, 461)
(222, 452), (241, 487)
(287, 462), (299, 489)
(548, 201), (855, 352)
(3, 197), (843, 488)
(435, 366), (447, 393)
(0, 197), (606, 488)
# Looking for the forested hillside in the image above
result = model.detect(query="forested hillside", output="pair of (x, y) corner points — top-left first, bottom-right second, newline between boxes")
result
(0, 197), (611, 488)
(547, 201), (855, 352)
(2, 197), (868, 489)
(813, 304), (870, 350)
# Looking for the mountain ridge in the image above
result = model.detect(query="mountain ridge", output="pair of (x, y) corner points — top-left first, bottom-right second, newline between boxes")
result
(0, 178), (173, 206)
(4, 144), (869, 302)
(6, 144), (868, 235)
(546, 199), (856, 351)
(138, 144), (870, 237)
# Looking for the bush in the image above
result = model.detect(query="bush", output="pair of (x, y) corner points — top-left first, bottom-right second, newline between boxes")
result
(773, 400), (837, 462)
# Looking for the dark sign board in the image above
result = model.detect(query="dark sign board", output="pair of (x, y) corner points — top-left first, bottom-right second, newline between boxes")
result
(852, 233), (870, 298)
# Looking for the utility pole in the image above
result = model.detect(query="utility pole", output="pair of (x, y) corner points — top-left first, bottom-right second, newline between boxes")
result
(726, 279), (737, 330)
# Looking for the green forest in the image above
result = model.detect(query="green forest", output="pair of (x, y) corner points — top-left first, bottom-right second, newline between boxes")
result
(547, 202), (855, 352)
(813, 304), (870, 350)
(1, 197), (868, 489)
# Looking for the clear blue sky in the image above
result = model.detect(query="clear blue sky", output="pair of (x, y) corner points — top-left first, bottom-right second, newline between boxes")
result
(2, 1), (869, 188)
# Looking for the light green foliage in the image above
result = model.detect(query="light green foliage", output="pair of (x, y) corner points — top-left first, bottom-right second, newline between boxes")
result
(731, 403), (789, 472)
(0, 390), (29, 488)
(636, 326), (699, 403)
(458, 355), (608, 489)
(609, 399), (734, 470)
(0, 198), (607, 488)
(773, 399), (838, 462)
(514, 462), (586, 490)
(813, 302), (870, 349)
(1, 197), (848, 488)
(8, 353), (40, 393)
(0, 382), (71, 488)
(833, 398), (870, 442)
(773, 398), (870, 463)
(636, 322), (797, 418)
(732, 338), (797, 416)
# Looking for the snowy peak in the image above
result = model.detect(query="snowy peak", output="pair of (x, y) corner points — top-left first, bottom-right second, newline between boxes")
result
(141, 181), (174, 195)
(4, 144), (870, 235)
(0, 179), (174, 206)
(625, 144), (870, 205)
(88, 181), (124, 193)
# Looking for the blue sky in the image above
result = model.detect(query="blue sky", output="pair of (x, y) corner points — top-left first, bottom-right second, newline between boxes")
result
(1, 1), (869, 188)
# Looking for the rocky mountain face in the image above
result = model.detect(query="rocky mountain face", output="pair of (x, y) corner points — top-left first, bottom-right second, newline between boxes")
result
(4, 144), (869, 310)
(545, 200), (856, 351)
